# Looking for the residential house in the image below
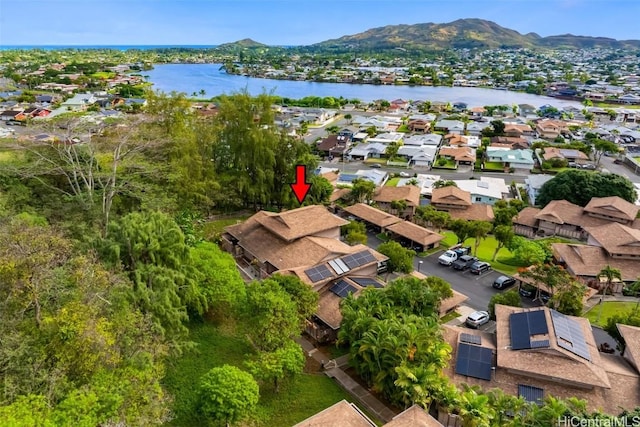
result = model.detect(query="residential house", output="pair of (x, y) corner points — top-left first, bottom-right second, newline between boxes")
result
(430, 101), (449, 112)
(489, 137), (529, 149)
(336, 169), (389, 187)
(347, 143), (387, 161)
(407, 118), (431, 132)
(396, 145), (438, 168)
(403, 133), (442, 147)
(469, 106), (487, 118)
(61, 93), (96, 111)
(518, 104), (537, 117)
(585, 222), (640, 261)
(618, 324), (640, 372)
(441, 305), (640, 414)
(619, 93), (640, 105)
(438, 146), (476, 165)
(316, 134), (350, 159)
(452, 102), (468, 112)
(485, 147), (535, 171)
(294, 400), (444, 427)
(455, 177), (510, 205)
(431, 186), (495, 222)
(222, 206), (387, 343)
(466, 121), (490, 136)
(0, 110), (25, 121)
(367, 132), (404, 145)
(434, 119), (465, 135)
(372, 185), (421, 220)
(541, 147), (589, 163)
(390, 98), (409, 110)
(446, 134), (480, 148)
(535, 119), (568, 140)
(524, 174), (555, 205)
(504, 123), (534, 138)
(343, 203), (401, 233)
(513, 197), (640, 240)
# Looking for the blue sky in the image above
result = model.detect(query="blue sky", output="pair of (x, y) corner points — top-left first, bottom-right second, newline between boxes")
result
(1, 0), (638, 46)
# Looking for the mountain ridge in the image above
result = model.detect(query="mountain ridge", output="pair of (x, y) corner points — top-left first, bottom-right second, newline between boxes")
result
(309, 18), (640, 50)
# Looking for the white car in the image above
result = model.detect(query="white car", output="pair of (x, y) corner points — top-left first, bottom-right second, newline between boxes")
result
(465, 311), (490, 329)
(399, 172), (411, 177)
(438, 250), (458, 266)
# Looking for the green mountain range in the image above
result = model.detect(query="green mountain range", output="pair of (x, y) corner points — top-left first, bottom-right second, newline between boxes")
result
(310, 18), (640, 51)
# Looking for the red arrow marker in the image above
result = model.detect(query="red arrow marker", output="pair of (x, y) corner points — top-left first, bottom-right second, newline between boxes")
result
(290, 165), (311, 204)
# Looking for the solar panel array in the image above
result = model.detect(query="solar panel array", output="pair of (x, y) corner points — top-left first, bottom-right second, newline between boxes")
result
(551, 310), (591, 361)
(460, 333), (482, 345)
(330, 280), (357, 298)
(530, 339), (550, 349)
(341, 250), (377, 270)
(510, 310), (550, 350)
(455, 343), (493, 381)
(328, 258), (351, 275)
(304, 265), (333, 283)
(349, 277), (384, 288)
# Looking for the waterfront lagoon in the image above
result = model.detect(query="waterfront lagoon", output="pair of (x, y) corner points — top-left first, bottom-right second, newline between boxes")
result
(145, 63), (583, 108)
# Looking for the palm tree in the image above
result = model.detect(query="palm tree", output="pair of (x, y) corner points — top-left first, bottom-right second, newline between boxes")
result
(597, 265), (622, 323)
(458, 385), (494, 427)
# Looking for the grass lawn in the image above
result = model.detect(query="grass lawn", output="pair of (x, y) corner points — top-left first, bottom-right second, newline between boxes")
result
(385, 177), (400, 187)
(163, 321), (358, 427)
(91, 71), (116, 79)
(0, 150), (19, 162)
(201, 214), (250, 240)
(364, 158), (388, 165)
(584, 302), (638, 327)
(440, 231), (526, 275)
(440, 310), (461, 323)
(483, 161), (505, 171)
(433, 158), (457, 169)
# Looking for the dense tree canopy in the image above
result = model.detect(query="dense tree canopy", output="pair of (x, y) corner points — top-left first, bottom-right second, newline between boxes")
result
(198, 365), (259, 426)
(535, 169), (637, 207)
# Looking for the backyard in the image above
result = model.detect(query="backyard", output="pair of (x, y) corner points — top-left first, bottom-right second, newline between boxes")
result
(163, 321), (357, 427)
(584, 301), (639, 327)
(385, 177), (400, 187)
(201, 214), (251, 240)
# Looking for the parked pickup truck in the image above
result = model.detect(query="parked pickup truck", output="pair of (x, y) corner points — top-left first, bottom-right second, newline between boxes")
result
(438, 245), (471, 266)
(452, 255), (478, 271)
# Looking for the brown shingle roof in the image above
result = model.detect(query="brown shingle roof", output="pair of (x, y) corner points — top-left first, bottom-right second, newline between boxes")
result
(495, 305), (610, 389)
(373, 186), (421, 207)
(254, 205), (348, 241)
(431, 186), (472, 207)
(618, 324), (640, 371)
(584, 222), (640, 256)
(293, 399), (377, 427)
(514, 207), (541, 227)
(385, 405), (444, 427)
(329, 188), (351, 202)
(552, 243), (640, 282)
(438, 146), (476, 162)
(446, 204), (495, 222)
(535, 200), (585, 225)
(542, 147), (589, 161)
(584, 196), (640, 223)
(386, 221), (444, 247)
(344, 203), (402, 228)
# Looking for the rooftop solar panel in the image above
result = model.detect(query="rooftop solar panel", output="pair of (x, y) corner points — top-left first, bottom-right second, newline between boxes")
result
(328, 259), (348, 275)
(455, 343), (493, 381)
(530, 339), (550, 349)
(304, 265), (333, 283)
(510, 313), (532, 350)
(551, 310), (591, 361)
(528, 310), (548, 335)
(460, 333), (482, 345)
(341, 250), (376, 269)
(330, 280), (357, 298)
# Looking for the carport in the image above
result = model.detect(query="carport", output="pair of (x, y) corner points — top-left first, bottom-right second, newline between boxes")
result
(385, 220), (444, 252)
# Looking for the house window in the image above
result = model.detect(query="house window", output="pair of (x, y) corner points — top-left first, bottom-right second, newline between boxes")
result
(518, 385), (544, 405)
(475, 197), (482, 202)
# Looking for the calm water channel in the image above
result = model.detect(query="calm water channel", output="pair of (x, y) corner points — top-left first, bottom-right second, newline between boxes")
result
(145, 63), (583, 108)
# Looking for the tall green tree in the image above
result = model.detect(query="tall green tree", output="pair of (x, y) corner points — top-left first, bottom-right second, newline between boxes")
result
(350, 178), (376, 203)
(448, 219), (472, 244)
(468, 221), (493, 256)
(246, 340), (304, 393)
(492, 225), (514, 261)
(488, 290), (522, 320)
(198, 365), (259, 427)
(377, 241), (416, 275)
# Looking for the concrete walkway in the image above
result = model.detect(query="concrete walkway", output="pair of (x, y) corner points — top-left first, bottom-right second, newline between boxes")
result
(296, 336), (398, 423)
(583, 295), (639, 312)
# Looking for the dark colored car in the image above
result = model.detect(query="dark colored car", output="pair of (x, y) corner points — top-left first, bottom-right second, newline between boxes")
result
(452, 255), (478, 271)
(519, 284), (536, 298)
(470, 261), (491, 275)
(369, 163), (382, 168)
(493, 275), (516, 290)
